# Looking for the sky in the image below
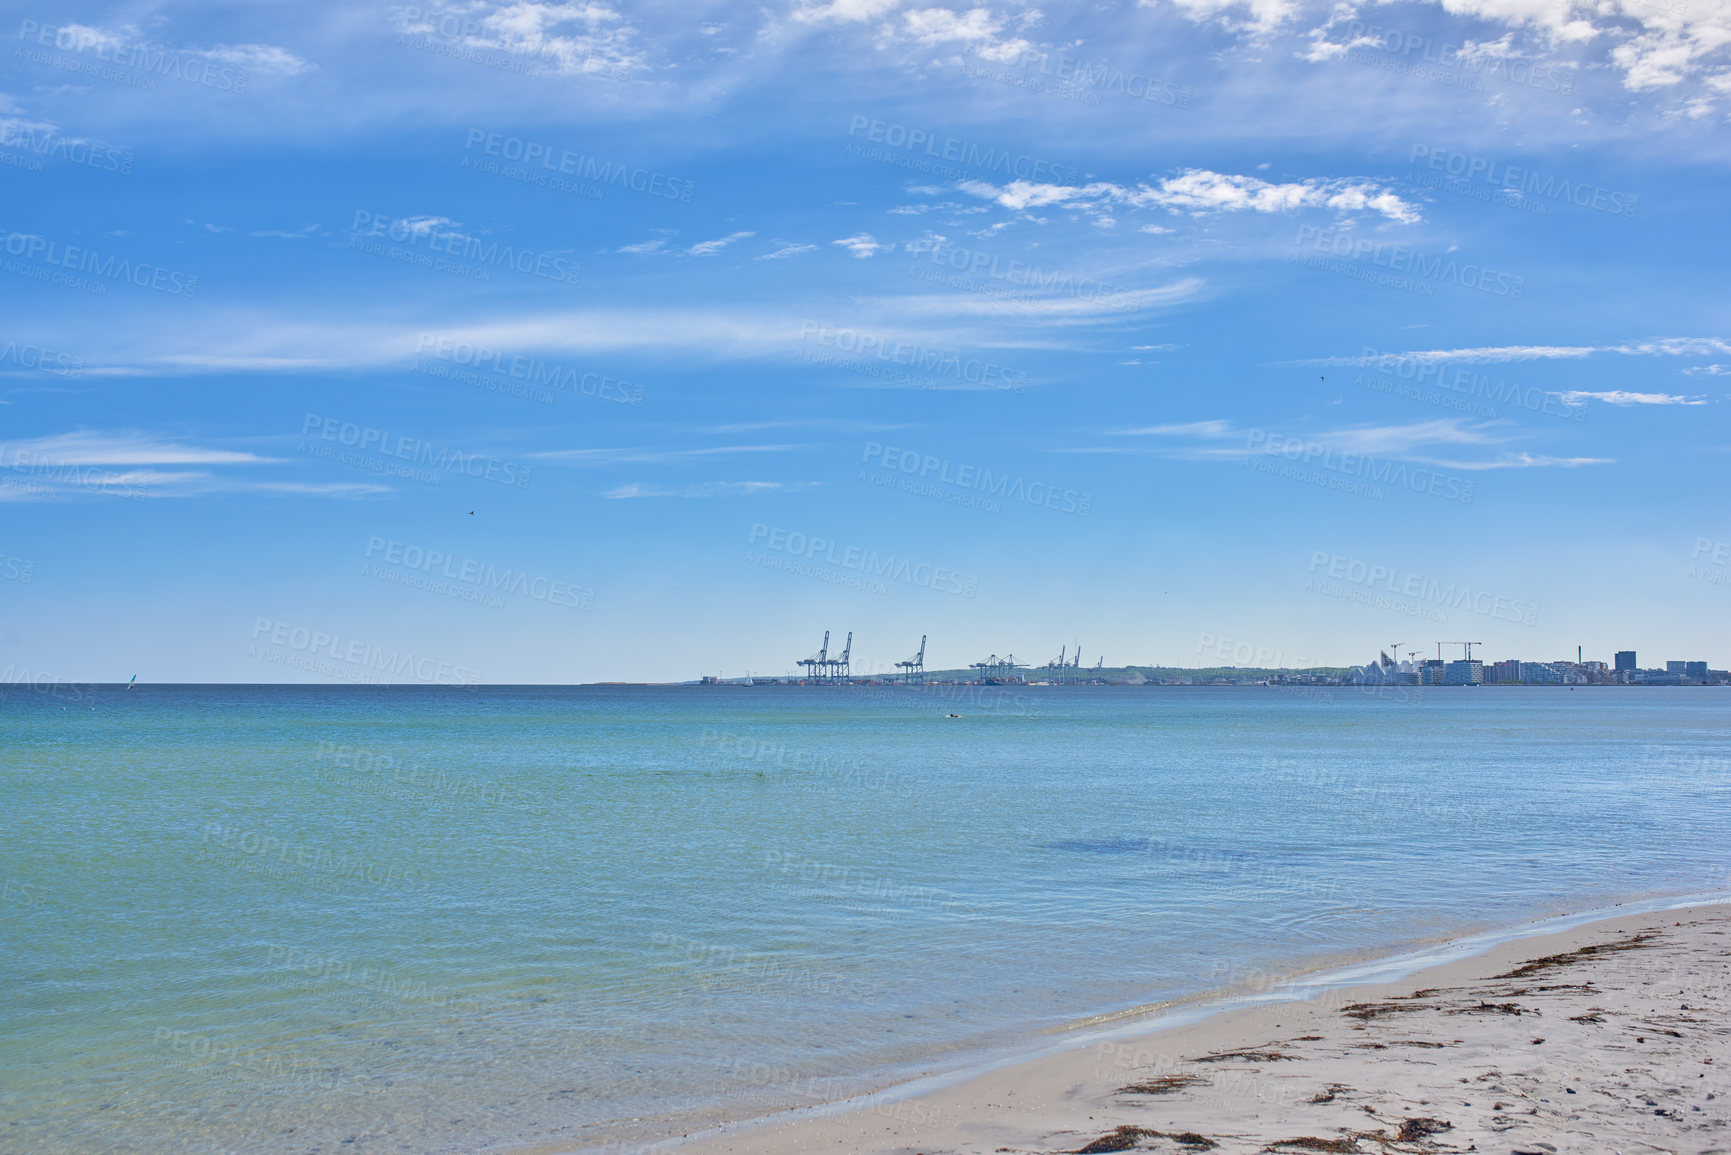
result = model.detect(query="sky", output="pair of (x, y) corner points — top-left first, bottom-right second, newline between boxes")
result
(1, 0), (1729, 684)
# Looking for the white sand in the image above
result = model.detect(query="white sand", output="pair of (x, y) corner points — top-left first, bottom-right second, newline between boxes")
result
(670, 901), (1731, 1155)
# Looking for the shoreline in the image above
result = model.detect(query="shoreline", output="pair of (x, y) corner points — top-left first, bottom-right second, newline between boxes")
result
(609, 891), (1731, 1155)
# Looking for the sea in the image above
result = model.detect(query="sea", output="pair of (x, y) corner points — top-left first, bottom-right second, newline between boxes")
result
(2, 683), (1727, 1153)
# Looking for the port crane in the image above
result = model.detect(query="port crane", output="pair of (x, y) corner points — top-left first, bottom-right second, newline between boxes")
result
(796, 631), (830, 682)
(896, 636), (927, 683)
(970, 653), (1029, 683)
(796, 631), (851, 683)
(1042, 644), (1083, 683)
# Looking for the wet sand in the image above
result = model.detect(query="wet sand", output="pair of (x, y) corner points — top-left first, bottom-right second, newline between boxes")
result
(671, 901), (1731, 1155)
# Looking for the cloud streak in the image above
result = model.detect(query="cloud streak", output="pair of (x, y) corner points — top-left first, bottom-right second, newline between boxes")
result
(959, 170), (1420, 224)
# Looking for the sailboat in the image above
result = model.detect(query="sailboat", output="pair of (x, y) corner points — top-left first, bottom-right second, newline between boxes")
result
(126, 675), (137, 690)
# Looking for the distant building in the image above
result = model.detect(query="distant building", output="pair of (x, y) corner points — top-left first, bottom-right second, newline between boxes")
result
(1518, 662), (1585, 684)
(1615, 650), (1637, 671)
(1445, 659), (1485, 685)
(1420, 659), (1447, 685)
(1349, 652), (1418, 685)
(1668, 661), (1686, 675)
(1489, 659), (1521, 684)
(1686, 661), (1709, 680)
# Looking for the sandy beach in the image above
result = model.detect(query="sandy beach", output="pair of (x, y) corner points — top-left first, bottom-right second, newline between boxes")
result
(672, 901), (1731, 1155)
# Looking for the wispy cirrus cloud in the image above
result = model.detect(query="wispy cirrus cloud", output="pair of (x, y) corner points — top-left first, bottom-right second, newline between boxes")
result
(604, 480), (821, 498)
(0, 432), (386, 502)
(533, 444), (802, 464)
(1293, 337), (1731, 369)
(396, 3), (643, 76)
(1085, 417), (1612, 469)
(757, 241), (818, 260)
(833, 233), (893, 258)
(0, 431), (274, 465)
(959, 169), (1420, 224)
(1556, 390), (1708, 405)
(688, 231), (756, 256)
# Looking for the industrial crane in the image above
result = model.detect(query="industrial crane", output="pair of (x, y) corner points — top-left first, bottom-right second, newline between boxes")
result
(896, 636), (927, 683)
(796, 631), (830, 681)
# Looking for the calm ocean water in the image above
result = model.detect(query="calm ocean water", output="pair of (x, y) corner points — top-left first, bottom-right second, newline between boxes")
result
(3, 684), (1728, 1153)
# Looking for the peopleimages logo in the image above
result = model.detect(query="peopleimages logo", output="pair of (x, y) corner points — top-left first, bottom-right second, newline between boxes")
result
(1409, 145), (1637, 219)
(799, 323), (1026, 393)
(1342, 21), (1574, 94)
(0, 124), (132, 175)
(249, 618), (483, 685)
(746, 523), (979, 597)
(0, 338), (82, 378)
(0, 229), (199, 297)
(917, 241), (1140, 309)
(861, 442), (1090, 516)
(300, 414), (532, 488)
(462, 130), (694, 203)
(17, 20), (251, 92)
(1307, 551), (1539, 626)
(981, 47), (1192, 109)
(348, 211), (580, 286)
(1357, 347), (1585, 422)
(415, 335), (643, 406)
(1295, 226), (1524, 299)
(845, 116), (1082, 185)
(363, 537), (595, 611)
(1247, 430), (1475, 504)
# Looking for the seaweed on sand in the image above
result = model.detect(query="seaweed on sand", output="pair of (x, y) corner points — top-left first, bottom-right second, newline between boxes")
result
(1262, 1119), (1451, 1154)
(1074, 1125), (1217, 1152)
(1493, 932), (1657, 980)
(1118, 1073), (1208, 1095)
(1192, 1047), (1294, 1063)
(1447, 1001), (1530, 1016)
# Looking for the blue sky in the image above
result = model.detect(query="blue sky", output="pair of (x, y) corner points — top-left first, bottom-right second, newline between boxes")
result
(2, 0), (1728, 683)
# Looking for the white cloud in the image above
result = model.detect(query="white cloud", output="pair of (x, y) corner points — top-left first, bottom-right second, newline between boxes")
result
(1297, 337), (1731, 366)
(247, 481), (394, 495)
(604, 481), (821, 498)
(399, 3), (644, 77)
(1555, 390), (1708, 405)
(618, 237), (669, 255)
(201, 43), (312, 75)
(251, 225), (323, 239)
(1095, 416), (1610, 468)
(1142, 0), (1299, 34)
(901, 7), (1033, 61)
(34, 25), (311, 81)
(757, 241), (818, 260)
(688, 231), (755, 256)
(1317, 0), (1730, 99)
(534, 445), (800, 464)
(833, 233), (893, 258)
(0, 432), (272, 465)
(959, 170), (1420, 223)
(1111, 419), (1237, 436)
(793, 0), (902, 22)
(877, 277), (1206, 321)
(0, 433), (299, 501)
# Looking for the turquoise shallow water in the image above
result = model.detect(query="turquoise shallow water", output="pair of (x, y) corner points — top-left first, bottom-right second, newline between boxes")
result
(2, 684), (1728, 1153)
